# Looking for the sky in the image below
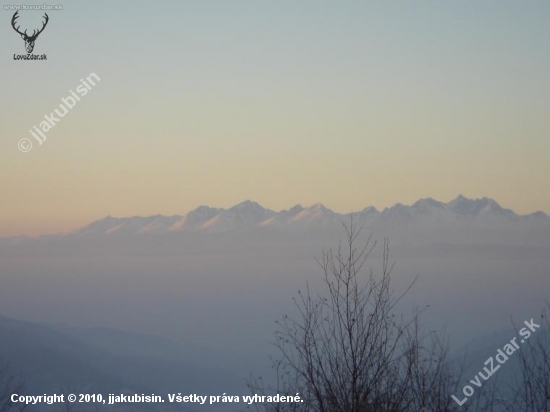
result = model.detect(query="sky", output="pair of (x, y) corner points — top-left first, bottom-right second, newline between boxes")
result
(1, 0), (549, 236)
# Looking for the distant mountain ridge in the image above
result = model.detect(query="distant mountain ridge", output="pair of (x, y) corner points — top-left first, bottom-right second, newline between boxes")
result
(2, 196), (548, 241)
(60, 196), (548, 237)
(0, 314), (244, 409)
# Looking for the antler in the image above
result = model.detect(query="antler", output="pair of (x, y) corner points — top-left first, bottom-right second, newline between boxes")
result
(29, 13), (49, 39)
(11, 11), (27, 37)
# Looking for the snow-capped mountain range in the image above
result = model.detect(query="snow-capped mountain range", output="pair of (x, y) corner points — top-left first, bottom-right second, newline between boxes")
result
(63, 195), (548, 237)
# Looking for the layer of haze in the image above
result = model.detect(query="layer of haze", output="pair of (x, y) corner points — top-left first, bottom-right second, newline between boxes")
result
(1, 0), (549, 236)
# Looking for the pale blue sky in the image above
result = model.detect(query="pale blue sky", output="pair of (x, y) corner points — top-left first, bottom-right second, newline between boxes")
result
(1, 1), (549, 235)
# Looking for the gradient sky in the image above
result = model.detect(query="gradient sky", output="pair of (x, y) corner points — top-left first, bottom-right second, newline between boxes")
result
(1, 0), (549, 236)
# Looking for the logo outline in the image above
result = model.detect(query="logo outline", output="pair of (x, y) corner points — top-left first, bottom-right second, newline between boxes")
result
(11, 11), (49, 54)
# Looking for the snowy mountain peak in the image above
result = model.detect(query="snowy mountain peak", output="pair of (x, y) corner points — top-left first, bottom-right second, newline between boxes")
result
(189, 205), (220, 215)
(307, 203), (331, 212)
(287, 205), (305, 214)
(230, 200), (269, 213)
(412, 198), (445, 210)
(360, 206), (379, 215)
(527, 211), (549, 219)
(447, 196), (505, 216)
(55, 196), (550, 238)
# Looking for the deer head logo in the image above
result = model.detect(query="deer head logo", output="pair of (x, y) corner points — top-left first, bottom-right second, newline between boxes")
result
(11, 11), (49, 54)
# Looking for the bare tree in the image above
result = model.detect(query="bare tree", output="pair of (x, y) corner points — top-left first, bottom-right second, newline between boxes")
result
(506, 303), (550, 412)
(248, 222), (495, 412)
